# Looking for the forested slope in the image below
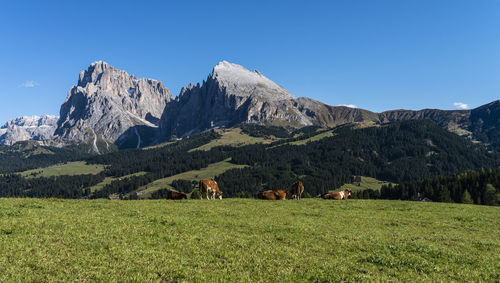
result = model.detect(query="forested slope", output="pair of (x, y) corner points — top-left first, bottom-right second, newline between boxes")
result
(0, 120), (498, 203)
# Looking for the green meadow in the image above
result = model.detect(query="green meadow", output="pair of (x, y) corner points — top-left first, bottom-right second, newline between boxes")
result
(287, 130), (334, 146)
(340, 176), (394, 192)
(0, 198), (498, 282)
(19, 161), (105, 178)
(137, 158), (247, 197)
(189, 128), (272, 152)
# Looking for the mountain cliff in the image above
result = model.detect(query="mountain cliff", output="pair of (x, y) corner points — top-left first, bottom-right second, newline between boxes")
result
(0, 115), (59, 145)
(158, 61), (499, 145)
(2, 60), (498, 151)
(159, 61), (378, 138)
(55, 61), (173, 148)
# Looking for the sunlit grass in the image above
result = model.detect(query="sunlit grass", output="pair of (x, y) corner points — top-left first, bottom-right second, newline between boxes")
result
(287, 130), (334, 146)
(340, 176), (395, 192)
(189, 128), (272, 152)
(19, 161), (105, 178)
(137, 158), (247, 197)
(90, 171), (148, 193)
(0, 198), (498, 281)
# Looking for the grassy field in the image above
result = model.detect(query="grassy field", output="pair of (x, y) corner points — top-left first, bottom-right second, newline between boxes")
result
(340, 176), (394, 192)
(141, 141), (176, 150)
(0, 199), (498, 281)
(287, 130), (334, 146)
(137, 158), (248, 197)
(190, 128), (272, 152)
(19, 161), (105, 178)
(89, 171), (148, 193)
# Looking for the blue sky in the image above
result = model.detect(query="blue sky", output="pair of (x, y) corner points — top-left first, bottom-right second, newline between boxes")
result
(0, 0), (499, 123)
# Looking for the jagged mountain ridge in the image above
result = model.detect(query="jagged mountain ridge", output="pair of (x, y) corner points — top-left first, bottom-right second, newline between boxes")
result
(158, 61), (494, 143)
(1, 60), (498, 149)
(55, 61), (173, 149)
(159, 61), (380, 138)
(0, 115), (59, 146)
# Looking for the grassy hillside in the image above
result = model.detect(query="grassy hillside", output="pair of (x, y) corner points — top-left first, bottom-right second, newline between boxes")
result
(339, 176), (393, 192)
(189, 128), (272, 151)
(89, 171), (148, 193)
(1, 120), (498, 201)
(286, 130), (334, 146)
(137, 158), (248, 197)
(0, 141), (95, 174)
(19, 161), (105, 178)
(0, 199), (498, 281)
(141, 141), (176, 150)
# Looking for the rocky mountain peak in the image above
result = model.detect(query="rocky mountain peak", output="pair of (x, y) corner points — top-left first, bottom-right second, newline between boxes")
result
(210, 61), (294, 101)
(0, 115), (59, 145)
(56, 61), (173, 149)
(160, 61), (356, 138)
(1, 115), (58, 129)
(78, 61), (115, 87)
(5, 60), (498, 151)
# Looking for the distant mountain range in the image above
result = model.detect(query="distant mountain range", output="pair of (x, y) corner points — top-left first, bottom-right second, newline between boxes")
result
(0, 115), (58, 146)
(1, 61), (499, 150)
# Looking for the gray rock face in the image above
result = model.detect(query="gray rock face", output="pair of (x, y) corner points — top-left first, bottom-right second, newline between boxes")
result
(55, 61), (173, 148)
(159, 61), (499, 142)
(0, 115), (59, 145)
(212, 61), (294, 101)
(4, 60), (497, 151)
(160, 61), (381, 137)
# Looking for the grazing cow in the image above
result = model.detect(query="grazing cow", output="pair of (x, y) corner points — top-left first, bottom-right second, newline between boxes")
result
(289, 181), (305, 200)
(258, 190), (288, 200)
(320, 189), (352, 200)
(168, 190), (187, 200)
(199, 179), (223, 200)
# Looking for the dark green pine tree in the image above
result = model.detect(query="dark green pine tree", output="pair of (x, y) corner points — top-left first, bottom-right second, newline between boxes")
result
(461, 190), (474, 204)
(437, 185), (452, 203)
(483, 184), (498, 206)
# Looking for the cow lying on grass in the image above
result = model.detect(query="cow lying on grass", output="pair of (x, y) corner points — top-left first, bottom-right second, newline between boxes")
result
(199, 179), (223, 200)
(320, 189), (352, 200)
(168, 190), (187, 200)
(258, 190), (288, 200)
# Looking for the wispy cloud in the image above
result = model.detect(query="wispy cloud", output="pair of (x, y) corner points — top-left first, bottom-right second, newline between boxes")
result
(338, 104), (357, 108)
(453, 102), (469, 109)
(20, 80), (39, 88)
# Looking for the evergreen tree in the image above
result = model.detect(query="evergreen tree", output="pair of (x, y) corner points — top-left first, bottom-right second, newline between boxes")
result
(483, 184), (498, 206)
(437, 185), (452, 202)
(461, 190), (474, 204)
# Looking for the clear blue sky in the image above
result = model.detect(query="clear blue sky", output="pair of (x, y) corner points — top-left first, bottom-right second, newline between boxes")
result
(0, 0), (499, 123)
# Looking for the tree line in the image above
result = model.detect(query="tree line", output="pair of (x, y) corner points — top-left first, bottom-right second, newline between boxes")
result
(216, 120), (498, 197)
(0, 142), (95, 174)
(0, 173), (104, 198)
(369, 168), (500, 206)
(1, 120), (499, 203)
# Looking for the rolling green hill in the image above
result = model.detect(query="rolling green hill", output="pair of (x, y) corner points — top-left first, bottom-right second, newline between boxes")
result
(0, 120), (499, 204)
(189, 128), (273, 151)
(136, 158), (247, 198)
(0, 141), (96, 174)
(339, 176), (394, 192)
(19, 161), (105, 178)
(89, 171), (148, 193)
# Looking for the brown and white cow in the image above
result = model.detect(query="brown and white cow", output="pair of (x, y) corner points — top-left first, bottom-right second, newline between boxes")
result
(289, 181), (305, 200)
(199, 179), (223, 200)
(320, 189), (352, 200)
(168, 190), (187, 200)
(258, 189), (288, 200)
